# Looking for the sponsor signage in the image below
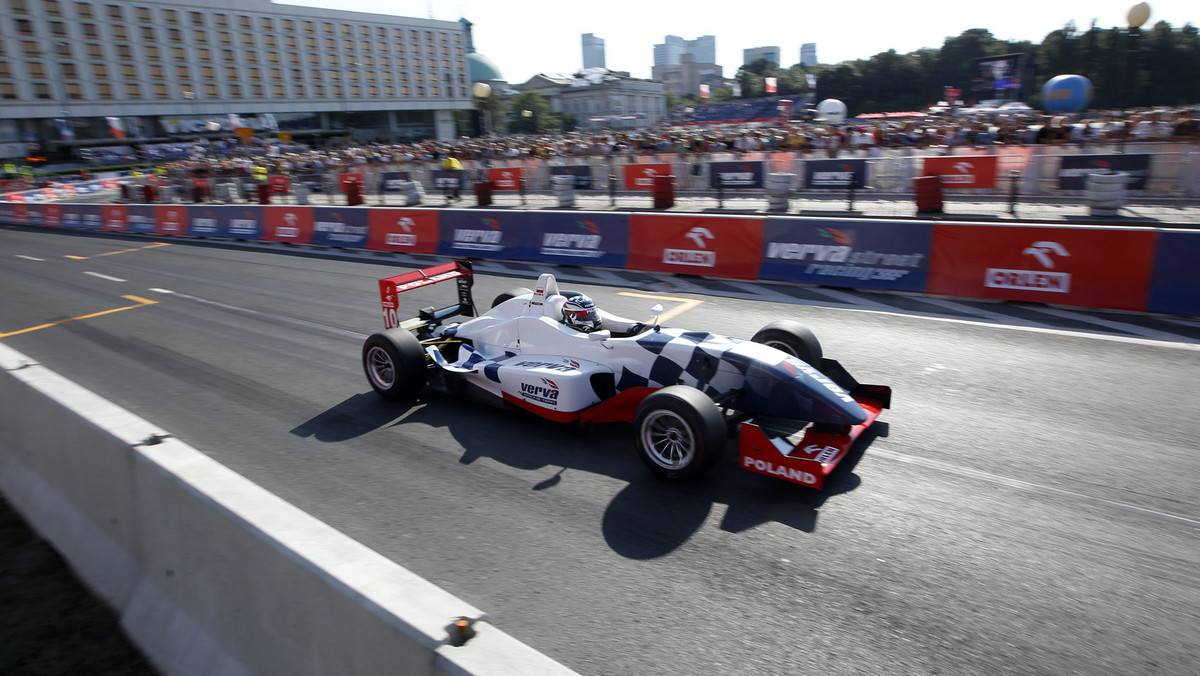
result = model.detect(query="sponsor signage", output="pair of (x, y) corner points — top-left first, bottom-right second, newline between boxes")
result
(759, 218), (932, 291)
(1147, 229), (1200, 316)
(1057, 154), (1150, 190)
(126, 205), (157, 233)
(262, 206), (314, 243)
(188, 207), (225, 237)
(42, 204), (63, 227)
(0, 202), (14, 222)
(432, 170), (463, 191)
(436, 210), (525, 258)
(926, 223), (1156, 310)
(522, 212), (629, 268)
(487, 167), (523, 191)
(101, 205), (128, 231)
(549, 165), (593, 189)
(366, 208), (439, 253)
(922, 156), (998, 189)
(337, 172), (365, 192)
(61, 204), (102, 230)
(379, 171), (412, 193)
(803, 159), (868, 189)
(267, 175), (291, 194)
(220, 206), (264, 239)
(311, 207), (369, 248)
(623, 163), (672, 190)
(627, 214), (764, 279)
(11, 203), (29, 224)
(709, 161), (764, 189)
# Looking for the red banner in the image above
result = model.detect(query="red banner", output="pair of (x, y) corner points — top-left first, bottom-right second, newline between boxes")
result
(487, 167), (523, 190)
(337, 172), (364, 192)
(627, 214), (764, 280)
(261, 206), (313, 243)
(926, 224), (1156, 310)
(268, 175), (291, 194)
(154, 205), (187, 235)
(101, 205), (128, 231)
(42, 203), (62, 227)
(367, 209), (439, 253)
(11, 203), (28, 224)
(922, 156), (998, 190)
(623, 164), (672, 190)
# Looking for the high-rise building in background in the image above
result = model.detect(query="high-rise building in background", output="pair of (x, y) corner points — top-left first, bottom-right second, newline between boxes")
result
(800, 43), (818, 67)
(743, 46), (780, 66)
(653, 35), (717, 66)
(582, 33), (606, 69)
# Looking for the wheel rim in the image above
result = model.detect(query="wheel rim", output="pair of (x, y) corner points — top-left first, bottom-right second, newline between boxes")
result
(640, 410), (696, 470)
(761, 339), (798, 358)
(366, 346), (396, 389)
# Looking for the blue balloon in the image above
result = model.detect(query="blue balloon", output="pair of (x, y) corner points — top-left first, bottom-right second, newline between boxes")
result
(1041, 74), (1093, 113)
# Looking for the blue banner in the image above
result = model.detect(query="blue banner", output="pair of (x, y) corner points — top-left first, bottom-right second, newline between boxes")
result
(804, 159), (868, 189)
(219, 206), (264, 240)
(311, 207), (368, 248)
(432, 170), (463, 191)
(1058, 154), (1151, 190)
(549, 165), (594, 189)
(759, 217), (932, 291)
(126, 205), (157, 233)
(436, 210), (527, 259)
(709, 161), (764, 189)
(188, 206), (227, 237)
(520, 212), (629, 268)
(0, 202), (13, 223)
(1147, 230), (1200, 316)
(296, 173), (326, 193)
(24, 204), (43, 226)
(380, 171), (412, 192)
(61, 204), (102, 230)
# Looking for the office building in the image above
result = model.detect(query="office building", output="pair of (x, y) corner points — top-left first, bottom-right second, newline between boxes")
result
(581, 33), (605, 69)
(513, 68), (667, 130)
(652, 35), (716, 67)
(800, 43), (818, 67)
(651, 54), (723, 99)
(743, 46), (780, 67)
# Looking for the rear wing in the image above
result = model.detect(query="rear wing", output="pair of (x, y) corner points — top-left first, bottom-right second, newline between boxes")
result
(378, 260), (475, 329)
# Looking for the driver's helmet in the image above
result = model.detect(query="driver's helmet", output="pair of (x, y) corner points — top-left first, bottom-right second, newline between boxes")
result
(562, 294), (601, 332)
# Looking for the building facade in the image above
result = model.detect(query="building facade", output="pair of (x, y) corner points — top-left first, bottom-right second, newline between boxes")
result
(652, 35), (716, 67)
(0, 0), (476, 161)
(743, 46), (780, 67)
(800, 43), (818, 67)
(514, 69), (667, 131)
(581, 33), (605, 69)
(651, 55), (723, 99)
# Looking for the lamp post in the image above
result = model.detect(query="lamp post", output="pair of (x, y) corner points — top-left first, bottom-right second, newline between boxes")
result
(522, 108), (534, 133)
(1123, 2), (1151, 148)
(472, 81), (492, 137)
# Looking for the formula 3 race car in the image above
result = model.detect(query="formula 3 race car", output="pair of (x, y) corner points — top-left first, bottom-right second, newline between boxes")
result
(361, 261), (890, 489)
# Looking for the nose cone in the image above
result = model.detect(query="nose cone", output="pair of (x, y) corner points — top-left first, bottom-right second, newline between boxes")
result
(732, 344), (866, 423)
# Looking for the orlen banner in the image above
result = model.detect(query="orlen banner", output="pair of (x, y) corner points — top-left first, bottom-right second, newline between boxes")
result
(262, 206), (314, 243)
(927, 223), (1156, 310)
(42, 204), (63, 227)
(803, 159), (868, 190)
(101, 205), (128, 231)
(311, 207), (368, 248)
(627, 214), (764, 279)
(1147, 229), (1200, 316)
(522, 212), (629, 269)
(155, 205), (187, 235)
(623, 163), (672, 190)
(709, 161), (764, 189)
(759, 218), (931, 292)
(436, 210), (526, 259)
(1058, 154), (1150, 190)
(366, 208), (439, 254)
(487, 167), (523, 190)
(922, 156), (998, 189)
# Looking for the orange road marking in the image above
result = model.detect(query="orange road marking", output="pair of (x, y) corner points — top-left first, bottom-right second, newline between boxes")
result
(64, 242), (170, 260)
(0, 295), (158, 338)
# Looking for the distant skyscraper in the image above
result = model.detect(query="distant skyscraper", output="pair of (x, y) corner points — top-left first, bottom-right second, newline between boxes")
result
(582, 33), (606, 69)
(653, 35), (717, 67)
(744, 46), (780, 66)
(800, 43), (818, 67)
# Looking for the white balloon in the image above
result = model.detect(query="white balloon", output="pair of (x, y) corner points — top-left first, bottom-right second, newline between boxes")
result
(817, 98), (847, 124)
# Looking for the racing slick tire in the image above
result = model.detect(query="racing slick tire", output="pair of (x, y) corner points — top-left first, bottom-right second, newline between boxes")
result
(491, 287), (533, 309)
(362, 329), (427, 400)
(751, 320), (823, 367)
(633, 386), (726, 481)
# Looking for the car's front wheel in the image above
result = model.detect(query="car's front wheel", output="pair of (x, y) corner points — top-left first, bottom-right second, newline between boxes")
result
(491, 286), (532, 309)
(633, 386), (726, 480)
(362, 329), (427, 399)
(751, 320), (823, 366)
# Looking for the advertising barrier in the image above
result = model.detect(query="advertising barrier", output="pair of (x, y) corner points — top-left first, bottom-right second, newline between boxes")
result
(522, 212), (629, 269)
(188, 206), (225, 237)
(549, 165), (593, 189)
(262, 206), (314, 243)
(623, 164), (672, 190)
(1058, 154), (1151, 190)
(311, 207), (369, 248)
(155, 205), (187, 235)
(709, 161), (765, 189)
(379, 171), (412, 193)
(62, 204), (102, 230)
(487, 167), (524, 191)
(127, 205), (157, 234)
(221, 206), (265, 240)
(1146, 229), (1200, 316)
(366, 208), (440, 254)
(101, 205), (127, 231)
(436, 210), (526, 259)
(627, 214), (764, 279)
(759, 218), (931, 291)
(922, 156), (998, 189)
(803, 159), (868, 190)
(432, 170), (463, 192)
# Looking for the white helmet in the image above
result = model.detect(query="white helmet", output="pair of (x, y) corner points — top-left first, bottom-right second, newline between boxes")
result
(562, 294), (601, 332)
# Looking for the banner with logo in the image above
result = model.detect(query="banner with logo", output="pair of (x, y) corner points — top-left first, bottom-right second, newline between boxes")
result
(311, 207), (369, 248)
(9, 203), (28, 224)
(187, 206), (226, 237)
(154, 206), (188, 235)
(521, 212), (629, 269)
(709, 161), (764, 189)
(337, 172), (365, 193)
(623, 163), (672, 190)
(101, 205), (128, 231)
(379, 171), (412, 193)
(0, 202), (14, 223)
(436, 210), (526, 258)
(267, 175), (292, 194)
(487, 167), (523, 191)
(296, 173), (326, 193)
(549, 165), (593, 189)
(804, 159), (868, 189)
(921, 156), (998, 190)
(126, 205), (157, 234)
(432, 170), (463, 192)
(759, 218), (931, 291)
(220, 206), (264, 239)
(1057, 154), (1150, 190)
(1147, 229), (1200, 316)
(366, 208), (439, 254)
(60, 204), (101, 230)
(627, 214), (764, 279)
(42, 204), (63, 227)
(926, 223), (1156, 310)
(261, 206), (314, 243)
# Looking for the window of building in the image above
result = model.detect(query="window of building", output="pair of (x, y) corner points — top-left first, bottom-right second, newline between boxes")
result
(136, 6), (150, 21)
(305, 36), (316, 49)
(229, 83), (241, 98)
(416, 86), (423, 97)
(119, 64), (135, 78)
(11, 0), (28, 14)
(285, 35), (296, 49)
(50, 21), (68, 36)
(340, 23), (350, 36)
(28, 62), (46, 78)
(222, 49), (234, 62)
(162, 9), (177, 24)
(431, 86), (439, 97)
(60, 62), (77, 78)
(384, 85), (393, 97)
(251, 84), (263, 98)
(376, 26), (385, 39)
(55, 42), (71, 58)
(282, 18), (294, 31)
(306, 53), (319, 66)
(290, 68), (301, 80)
(34, 82), (52, 99)
(413, 59), (421, 69)
(168, 28), (182, 41)
(359, 25), (368, 37)
(45, 0), (63, 15)
(313, 84), (324, 97)
(175, 65), (188, 79)
(116, 44), (131, 58)
(75, 1), (92, 17)
(194, 30), (208, 44)
(172, 47), (185, 60)
(238, 15), (251, 30)
(426, 45), (435, 56)
(266, 52), (278, 64)
(247, 67), (260, 80)
(22, 41), (39, 56)
(201, 66), (214, 79)
(0, 83), (16, 99)
(125, 82), (140, 98)
(204, 83), (217, 97)
(269, 67), (281, 79)
(303, 20), (314, 34)
(288, 52), (299, 65)
(246, 51), (259, 64)
(342, 39), (353, 51)
(82, 23), (97, 37)
(153, 83), (168, 99)
(96, 83), (112, 98)
(264, 35), (276, 48)
(0, 62), (10, 78)
(272, 84), (284, 97)
(215, 14), (228, 28)
(197, 49), (212, 62)
(350, 85), (360, 97)
(260, 17), (273, 31)
(382, 71), (392, 83)
(145, 46), (159, 60)
(149, 64), (163, 79)
(401, 85), (409, 97)
(224, 66), (237, 79)
(112, 25), (127, 40)
(324, 38), (335, 50)
(141, 26), (156, 41)
(105, 3), (121, 20)
(322, 22), (333, 34)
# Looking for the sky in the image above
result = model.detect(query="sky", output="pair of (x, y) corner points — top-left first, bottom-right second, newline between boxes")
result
(279, 0), (1196, 84)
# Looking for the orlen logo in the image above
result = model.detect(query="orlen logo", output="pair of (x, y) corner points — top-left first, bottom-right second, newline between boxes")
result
(803, 444), (840, 463)
(541, 220), (602, 257)
(664, 226), (716, 267)
(633, 167), (659, 188)
(385, 216), (417, 247)
(984, 240), (1071, 293)
(453, 217), (503, 251)
(275, 211), (300, 238)
(941, 161), (977, 185)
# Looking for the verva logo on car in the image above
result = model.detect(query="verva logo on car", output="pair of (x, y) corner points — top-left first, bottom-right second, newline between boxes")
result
(262, 207), (314, 243)
(922, 155), (998, 189)
(627, 214), (764, 279)
(487, 167), (523, 190)
(367, 209), (438, 253)
(154, 206), (186, 234)
(927, 224), (1156, 310)
(101, 205), (128, 231)
(623, 163), (673, 190)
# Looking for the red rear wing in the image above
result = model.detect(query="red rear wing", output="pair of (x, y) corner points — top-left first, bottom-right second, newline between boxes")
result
(378, 260), (474, 329)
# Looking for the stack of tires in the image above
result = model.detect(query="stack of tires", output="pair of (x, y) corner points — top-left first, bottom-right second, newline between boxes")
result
(552, 174), (575, 208)
(396, 180), (424, 206)
(1085, 171), (1129, 217)
(765, 173), (794, 211)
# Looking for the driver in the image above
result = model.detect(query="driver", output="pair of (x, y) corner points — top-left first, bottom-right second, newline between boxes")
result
(562, 294), (602, 332)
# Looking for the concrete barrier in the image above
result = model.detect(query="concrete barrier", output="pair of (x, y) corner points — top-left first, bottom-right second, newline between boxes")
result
(0, 342), (578, 676)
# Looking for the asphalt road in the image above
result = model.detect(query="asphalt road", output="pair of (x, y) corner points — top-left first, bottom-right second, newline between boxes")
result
(2, 225), (1198, 676)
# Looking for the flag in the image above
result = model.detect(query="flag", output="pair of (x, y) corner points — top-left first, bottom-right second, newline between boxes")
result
(765, 77), (777, 94)
(263, 113), (279, 133)
(55, 118), (75, 142)
(699, 84), (710, 99)
(806, 74), (817, 89)
(105, 116), (125, 139)
(732, 82), (742, 98)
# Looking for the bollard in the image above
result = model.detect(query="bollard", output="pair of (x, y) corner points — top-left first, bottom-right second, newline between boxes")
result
(257, 183), (271, 205)
(1008, 170), (1020, 216)
(847, 172), (856, 212)
(652, 174), (674, 209)
(473, 180), (493, 207)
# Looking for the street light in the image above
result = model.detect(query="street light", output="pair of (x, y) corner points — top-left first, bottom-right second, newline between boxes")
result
(472, 81), (491, 137)
(1123, 2), (1151, 147)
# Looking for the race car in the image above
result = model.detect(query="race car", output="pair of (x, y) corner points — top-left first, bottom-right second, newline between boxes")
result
(362, 260), (890, 488)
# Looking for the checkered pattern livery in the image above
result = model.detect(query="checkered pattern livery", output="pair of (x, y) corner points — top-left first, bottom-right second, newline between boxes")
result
(614, 329), (756, 397)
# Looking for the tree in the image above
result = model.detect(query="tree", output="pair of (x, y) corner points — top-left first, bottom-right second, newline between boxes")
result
(505, 92), (557, 133)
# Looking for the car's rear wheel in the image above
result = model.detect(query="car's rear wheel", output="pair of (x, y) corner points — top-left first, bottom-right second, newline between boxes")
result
(751, 320), (823, 366)
(491, 287), (532, 309)
(362, 329), (427, 399)
(633, 386), (726, 480)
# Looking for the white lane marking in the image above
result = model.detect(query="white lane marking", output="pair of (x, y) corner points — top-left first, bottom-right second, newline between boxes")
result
(870, 447), (1200, 529)
(1023, 305), (1191, 342)
(149, 288), (365, 339)
(84, 271), (126, 282)
(17, 255), (45, 261)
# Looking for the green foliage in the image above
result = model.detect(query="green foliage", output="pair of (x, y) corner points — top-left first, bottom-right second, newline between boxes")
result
(504, 91), (561, 133)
